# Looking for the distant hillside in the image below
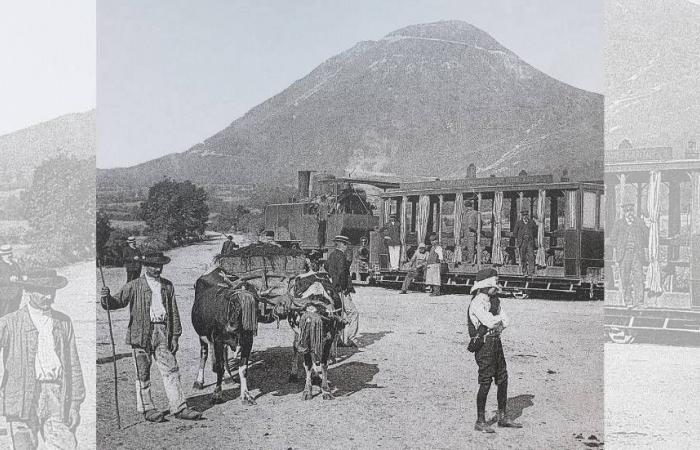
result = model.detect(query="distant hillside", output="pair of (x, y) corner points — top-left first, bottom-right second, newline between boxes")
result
(605, 0), (700, 155)
(99, 20), (602, 188)
(0, 110), (96, 187)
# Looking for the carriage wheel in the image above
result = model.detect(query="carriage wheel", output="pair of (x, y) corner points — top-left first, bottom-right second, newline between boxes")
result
(607, 327), (636, 344)
(512, 290), (529, 300)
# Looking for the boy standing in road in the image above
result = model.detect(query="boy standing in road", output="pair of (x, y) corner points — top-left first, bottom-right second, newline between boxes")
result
(469, 268), (522, 433)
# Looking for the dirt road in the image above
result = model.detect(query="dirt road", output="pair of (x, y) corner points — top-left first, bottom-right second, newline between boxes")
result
(605, 343), (700, 449)
(96, 237), (603, 449)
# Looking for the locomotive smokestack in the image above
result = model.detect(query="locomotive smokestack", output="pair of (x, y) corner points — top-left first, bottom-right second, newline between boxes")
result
(298, 170), (312, 198)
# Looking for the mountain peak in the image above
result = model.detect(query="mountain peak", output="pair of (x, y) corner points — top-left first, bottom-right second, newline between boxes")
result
(383, 20), (506, 51)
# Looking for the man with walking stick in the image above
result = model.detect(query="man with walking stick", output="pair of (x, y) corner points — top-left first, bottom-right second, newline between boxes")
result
(0, 270), (85, 449)
(101, 252), (202, 422)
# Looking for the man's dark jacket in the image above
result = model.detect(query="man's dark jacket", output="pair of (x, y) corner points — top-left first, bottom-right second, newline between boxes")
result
(610, 217), (649, 263)
(513, 219), (538, 248)
(221, 240), (238, 255)
(379, 220), (401, 246)
(101, 276), (182, 349)
(122, 245), (142, 272)
(0, 306), (85, 423)
(325, 248), (351, 293)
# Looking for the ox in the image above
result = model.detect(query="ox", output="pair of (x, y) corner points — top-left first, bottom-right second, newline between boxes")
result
(191, 268), (283, 405)
(286, 268), (345, 400)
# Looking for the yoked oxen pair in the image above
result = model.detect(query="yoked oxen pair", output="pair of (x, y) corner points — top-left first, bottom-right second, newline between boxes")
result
(191, 264), (346, 404)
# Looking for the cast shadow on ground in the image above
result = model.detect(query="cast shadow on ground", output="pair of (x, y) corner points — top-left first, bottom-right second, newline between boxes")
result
(484, 394), (534, 426)
(186, 331), (391, 413)
(96, 352), (132, 364)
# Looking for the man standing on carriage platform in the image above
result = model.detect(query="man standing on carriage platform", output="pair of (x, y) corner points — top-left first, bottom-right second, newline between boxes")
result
(100, 253), (202, 422)
(325, 235), (359, 347)
(610, 202), (648, 308)
(462, 199), (481, 265)
(513, 210), (538, 276)
(469, 268), (522, 433)
(379, 214), (401, 270)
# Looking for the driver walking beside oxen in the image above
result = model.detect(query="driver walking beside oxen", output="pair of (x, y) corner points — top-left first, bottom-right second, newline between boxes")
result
(325, 235), (359, 347)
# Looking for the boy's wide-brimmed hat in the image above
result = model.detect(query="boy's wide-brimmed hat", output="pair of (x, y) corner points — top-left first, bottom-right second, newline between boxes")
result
(14, 269), (68, 292)
(141, 252), (171, 266)
(0, 244), (13, 255)
(471, 268), (500, 294)
(332, 235), (350, 245)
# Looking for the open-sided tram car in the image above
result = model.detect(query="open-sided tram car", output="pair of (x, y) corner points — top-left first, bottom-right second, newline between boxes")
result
(373, 173), (605, 299)
(604, 146), (700, 343)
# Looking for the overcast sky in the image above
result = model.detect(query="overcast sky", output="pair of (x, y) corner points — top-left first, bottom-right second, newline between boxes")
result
(98, 0), (602, 168)
(0, 0), (95, 136)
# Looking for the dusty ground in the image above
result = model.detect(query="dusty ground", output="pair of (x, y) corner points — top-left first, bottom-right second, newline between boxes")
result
(605, 344), (700, 449)
(96, 237), (603, 449)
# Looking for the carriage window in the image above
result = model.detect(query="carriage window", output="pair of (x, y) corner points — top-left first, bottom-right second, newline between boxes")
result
(501, 197), (512, 232)
(440, 200), (455, 235)
(582, 191), (596, 229)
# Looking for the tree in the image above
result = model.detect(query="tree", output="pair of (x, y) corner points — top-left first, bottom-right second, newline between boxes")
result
(25, 156), (96, 266)
(96, 210), (113, 262)
(140, 178), (209, 242)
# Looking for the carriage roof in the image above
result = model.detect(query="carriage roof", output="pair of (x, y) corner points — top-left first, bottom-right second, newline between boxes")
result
(380, 174), (602, 198)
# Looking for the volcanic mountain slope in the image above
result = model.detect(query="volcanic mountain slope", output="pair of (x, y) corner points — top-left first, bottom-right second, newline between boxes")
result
(605, 0), (700, 156)
(99, 20), (602, 187)
(0, 110), (96, 185)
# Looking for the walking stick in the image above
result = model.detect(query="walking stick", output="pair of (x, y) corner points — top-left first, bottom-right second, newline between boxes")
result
(98, 259), (121, 429)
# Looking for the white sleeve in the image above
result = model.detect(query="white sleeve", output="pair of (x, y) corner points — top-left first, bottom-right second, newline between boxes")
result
(472, 297), (500, 329)
(498, 306), (510, 329)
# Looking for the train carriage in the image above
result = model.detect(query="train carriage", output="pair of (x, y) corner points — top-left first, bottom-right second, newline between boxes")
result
(374, 173), (605, 299)
(264, 171), (604, 299)
(604, 145), (700, 343)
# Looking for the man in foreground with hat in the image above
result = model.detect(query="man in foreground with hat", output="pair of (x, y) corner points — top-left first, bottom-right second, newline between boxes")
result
(0, 244), (26, 317)
(468, 268), (522, 433)
(325, 235), (359, 347)
(379, 214), (402, 270)
(610, 202), (648, 308)
(220, 234), (239, 255)
(513, 209), (538, 276)
(122, 236), (143, 282)
(400, 243), (429, 294)
(101, 252), (202, 422)
(0, 269), (85, 449)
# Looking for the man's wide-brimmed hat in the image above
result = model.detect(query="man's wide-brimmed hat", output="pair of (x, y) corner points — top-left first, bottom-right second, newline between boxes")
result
(0, 244), (12, 255)
(332, 235), (350, 245)
(15, 269), (68, 292)
(127, 236), (136, 243)
(521, 209), (529, 215)
(141, 252), (171, 266)
(471, 268), (500, 294)
(621, 202), (635, 210)
(418, 243), (426, 249)
(389, 214), (397, 220)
